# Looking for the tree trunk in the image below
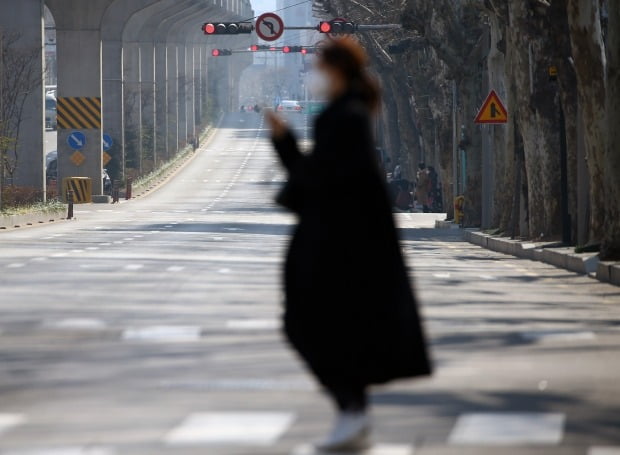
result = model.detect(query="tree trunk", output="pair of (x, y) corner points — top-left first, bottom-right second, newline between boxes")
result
(567, 0), (607, 246)
(603, 0), (620, 258)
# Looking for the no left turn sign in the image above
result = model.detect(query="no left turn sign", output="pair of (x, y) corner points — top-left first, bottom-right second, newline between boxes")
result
(256, 12), (284, 42)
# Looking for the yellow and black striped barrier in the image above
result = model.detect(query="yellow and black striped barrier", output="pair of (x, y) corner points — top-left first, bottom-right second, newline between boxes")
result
(57, 97), (101, 130)
(62, 177), (92, 204)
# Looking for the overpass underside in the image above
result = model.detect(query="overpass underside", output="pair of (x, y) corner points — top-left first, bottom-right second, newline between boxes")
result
(0, 0), (253, 197)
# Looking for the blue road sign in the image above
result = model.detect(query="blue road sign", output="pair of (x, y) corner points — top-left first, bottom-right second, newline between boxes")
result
(102, 134), (113, 151)
(67, 131), (86, 150)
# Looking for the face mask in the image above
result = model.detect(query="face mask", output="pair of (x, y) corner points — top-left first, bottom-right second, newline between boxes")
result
(307, 70), (330, 99)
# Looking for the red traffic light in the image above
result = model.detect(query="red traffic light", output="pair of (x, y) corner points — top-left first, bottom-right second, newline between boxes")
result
(301, 48), (307, 55)
(212, 49), (220, 57)
(319, 22), (331, 33)
(282, 46), (291, 53)
(202, 22), (253, 35)
(203, 23), (216, 34)
(250, 44), (259, 51)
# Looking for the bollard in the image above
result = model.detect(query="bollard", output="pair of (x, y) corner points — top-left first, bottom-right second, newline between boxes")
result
(112, 180), (120, 204)
(67, 189), (74, 220)
(125, 177), (133, 200)
(454, 195), (465, 225)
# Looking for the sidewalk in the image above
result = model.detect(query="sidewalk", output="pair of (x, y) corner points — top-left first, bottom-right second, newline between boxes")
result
(436, 220), (620, 287)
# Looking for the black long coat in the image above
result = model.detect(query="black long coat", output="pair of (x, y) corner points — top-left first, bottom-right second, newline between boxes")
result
(272, 91), (431, 388)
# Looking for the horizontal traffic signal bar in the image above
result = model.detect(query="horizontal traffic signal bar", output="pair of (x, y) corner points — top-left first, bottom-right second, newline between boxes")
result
(318, 20), (356, 34)
(203, 22), (253, 35)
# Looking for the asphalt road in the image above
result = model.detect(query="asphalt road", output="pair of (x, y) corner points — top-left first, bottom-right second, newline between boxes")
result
(1, 113), (620, 455)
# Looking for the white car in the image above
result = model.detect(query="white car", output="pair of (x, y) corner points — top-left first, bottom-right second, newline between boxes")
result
(277, 100), (303, 113)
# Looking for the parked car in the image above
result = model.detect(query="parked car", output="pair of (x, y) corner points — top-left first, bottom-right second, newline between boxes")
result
(277, 100), (303, 113)
(45, 91), (57, 130)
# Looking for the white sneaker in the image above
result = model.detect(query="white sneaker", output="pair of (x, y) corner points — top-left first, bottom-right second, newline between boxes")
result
(315, 411), (371, 452)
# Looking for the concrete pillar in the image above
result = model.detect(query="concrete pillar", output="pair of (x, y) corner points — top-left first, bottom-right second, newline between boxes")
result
(0, 0), (45, 195)
(177, 44), (187, 147)
(47, 0), (115, 196)
(187, 45), (196, 144)
(101, 38), (124, 180)
(166, 43), (178, 155)
(154, 41), (169, 160)
(140, 42), (156, 168)
(123, 41), (142, 174)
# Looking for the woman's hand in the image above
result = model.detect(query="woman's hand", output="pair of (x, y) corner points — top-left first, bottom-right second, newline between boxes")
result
(264, 110), (288, 140)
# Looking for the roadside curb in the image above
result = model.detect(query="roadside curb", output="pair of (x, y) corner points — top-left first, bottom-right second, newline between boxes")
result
(463, 229), (620, 287)
(0, 209), (67, 230)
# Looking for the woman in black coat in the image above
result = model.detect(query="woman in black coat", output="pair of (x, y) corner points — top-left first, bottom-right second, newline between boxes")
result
(266, 39), (431, 452)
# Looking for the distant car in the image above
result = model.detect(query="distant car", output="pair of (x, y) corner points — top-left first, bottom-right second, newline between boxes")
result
(45, 92), (57, 130)
(277, 100), (303, 113)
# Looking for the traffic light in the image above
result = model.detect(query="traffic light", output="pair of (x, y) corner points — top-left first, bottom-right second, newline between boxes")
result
(250, 44), (270, 52)
(211, 49), (232, 57)
(282, 46), (303, 53)
(318, 20), (356, 34)
(202, 22), (253, 35)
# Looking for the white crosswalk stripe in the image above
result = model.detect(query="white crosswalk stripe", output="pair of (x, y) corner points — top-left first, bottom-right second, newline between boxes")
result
(0, 414), (25, 436)
(122, 325), (202, 342)
(448, 413), (565, 445)
(589, 449), (620, 455)
(1, 448), (115, 454)
(292, 444), (413, 455)
(165, 412), (295, 446)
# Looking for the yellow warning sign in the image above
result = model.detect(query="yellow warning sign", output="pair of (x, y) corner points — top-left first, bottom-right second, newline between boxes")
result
(474, 90), (508, 124)
(103, 152), (112, 166)
(57, 97), (102, 130)
(62, 177), (92, 203)
(70, 151), (86, 166)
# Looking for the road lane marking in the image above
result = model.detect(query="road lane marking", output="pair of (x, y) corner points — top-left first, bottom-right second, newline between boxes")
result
(6, 263), (26, 268)
(165, 412), (295, 446)
(448, 413), (564, 445)
(0, 414), (26, 436)
(159, 378), (313, 391)
(589, 448), (620, 455)
(293, 444), (413, 455)
(478, 274), (496, 280)
(433, 272), (451, 279)
(167, 266), (186, 272)
(43, 318), (107, 330)
(51, 253), (68, 257)
(123, 326), (202, 342)
(86, 247), (99, 251)
(124, 264), (144, 271)
(226, 319), (280, 330)
(520, 331), (596, 343)
(31, 257), (48, 262)
(1, 447), (116, 454)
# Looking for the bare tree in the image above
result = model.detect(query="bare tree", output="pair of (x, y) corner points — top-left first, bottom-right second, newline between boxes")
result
(0, 29), (41, 209)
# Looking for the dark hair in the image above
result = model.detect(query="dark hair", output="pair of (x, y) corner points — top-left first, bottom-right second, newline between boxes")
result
(320, 38), (380, 111)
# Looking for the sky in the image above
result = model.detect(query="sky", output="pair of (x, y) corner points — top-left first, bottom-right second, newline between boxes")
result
(251, 0), (277, 16)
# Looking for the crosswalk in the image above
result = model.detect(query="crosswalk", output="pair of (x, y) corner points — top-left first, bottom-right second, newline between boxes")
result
(2, 409), (619, 453)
